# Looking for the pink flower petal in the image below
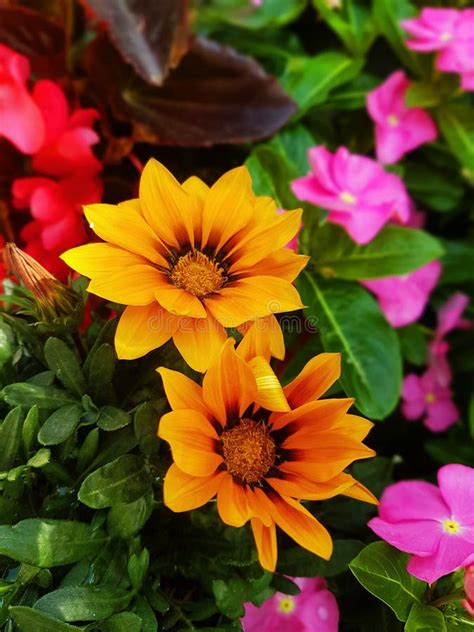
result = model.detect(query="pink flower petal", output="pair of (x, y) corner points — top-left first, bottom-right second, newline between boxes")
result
(407, 534), (474, 584)
(424, 399), (459, 433)
(369, 517), (442, 556)
(438, 464), (474, 525)
(437, 293), (470, 338)
(299, 588), (339, 632)
(377, 480), (449, 523)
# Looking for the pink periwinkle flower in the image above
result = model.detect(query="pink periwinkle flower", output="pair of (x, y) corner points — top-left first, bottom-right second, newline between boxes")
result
(402, 368), (459, 433)
(401, 9), (474, 92)
(31, 79), (102, 178)
(462, 565), (474, 617)
(242, 577), (339, 632)
(291, 146), (411, 244)
(0, 44), (45, 154)
(362, 260), (442, 328)
(429, 293), (471, 386)
(369, 464), (474, 584)
(366, 70), (437, 164)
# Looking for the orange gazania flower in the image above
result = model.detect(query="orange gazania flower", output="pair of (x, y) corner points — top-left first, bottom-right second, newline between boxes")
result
(61, 159), (307, 371)
(157, 340), (377, 571)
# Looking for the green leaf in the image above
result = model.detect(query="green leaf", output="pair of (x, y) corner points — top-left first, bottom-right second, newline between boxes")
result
(34, 586), (132, 622)
(372, 0), (426, 76)
(101, 612), (143, 632)
(405, 604), (447, 631)
(313, 224), (443, 280)
(299, 273), (402, 419)
(405, 82), (440, 108)
(76, 427), (100, 472)
(1, 383), (77, 409)
(79, 454), (151, 509)
(404, 162), (464, 212)
(0, 320), (14, 367)
(86, 343), (116, 402)
(200, 0), (306, 29)
(27, 448), (51, 468)
(350, 542), (426, 622)
(38, 404), (83, 446)
(398, 325), (428, 367)
(280, 51), (364, 116)
(440, 240), (474, 285)
(128, 549), (149, 590)
(134, 402), (161, 456)
(0, 406), (24, 471)
(437, 104), (474, 174)
(44, 337), (86, 398)
(98, 406), (131, 432)
(9, 606), (78, 632)
(107, 492), (154, 538)
(312, 0), (376, 55)
(213, 574), (272, 618)
(134, 596), (158, 632)
(22, 405), (39, 454)
(0, 519), (105, 567)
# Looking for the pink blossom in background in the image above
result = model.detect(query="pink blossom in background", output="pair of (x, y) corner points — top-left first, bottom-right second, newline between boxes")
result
(31, 80), (102, 177)
(401, 8), (474, 92)
(462, 565), (474, 617)
(251, 0), (263, 5)
(401, 369), (459, 432)
(0, 44), (45, 154)
(369, 464), (474, 584)
(429, 293), (470, 386)
(291, 146), (411, 244)
(366, 70), (437, 164)
(242, 577), (339, 632)
(362, 260), (442, 328)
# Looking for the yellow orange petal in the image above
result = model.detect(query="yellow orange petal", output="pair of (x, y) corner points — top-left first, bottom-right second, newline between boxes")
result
(115, 303), (178, 359)
(216, 475), (254, 527)
(172, 312), (227, 373)
(271, 398), (353, 433)
(267, 471), (356, 501)
(154, 284), (207, 319)
(244, 250), (309, 282)
(202, 338), (257, 425)
(201, 166), (254, 251)
(164, 464), (224, 512)
(182, 176), (208, 243)
(256, 489), (333, 561)
(251, 518), (277, 572)
(139, 158), (195, 248)
(228, 208), (303, 271)
(158, 410), (222, 476)
(284, 353), (341, 408)
(61, 243), (147, 279)
(237, 315), (285, 363)
(247, 356), (289, 412)
(83, 203), (167, 266)
(87, 265), (163, 305)
(157, 367), (210, 417)
(205, 276), (304, 328)
(342, 480), (379, 505)
(335, 414), (374, 441)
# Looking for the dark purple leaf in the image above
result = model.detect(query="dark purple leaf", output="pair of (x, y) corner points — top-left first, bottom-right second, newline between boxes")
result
(85, 0), (188, 86)
(86, 34), (297, 147)
(0, 6), (65, 77)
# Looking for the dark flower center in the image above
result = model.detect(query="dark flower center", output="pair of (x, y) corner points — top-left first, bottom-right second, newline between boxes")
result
(221, 418), (276, 484)
(170, 250), (226, 298)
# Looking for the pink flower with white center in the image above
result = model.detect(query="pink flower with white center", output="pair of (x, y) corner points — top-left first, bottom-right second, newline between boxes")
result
(367, 70), (437, 164)
(462, 565), (474, 617)
(401, 9), (461, 52)
(429, 293), (470, 386)
(242, 577), (339, 632)
(362, 260), (442, 328)
(369, 464), (474, 584)
(401, 369), (458, 433)
(31, 79), (102, 177)
(291, 146), (411, 244)
(0, 44), (45, 154)
(437, 10), (474, 91)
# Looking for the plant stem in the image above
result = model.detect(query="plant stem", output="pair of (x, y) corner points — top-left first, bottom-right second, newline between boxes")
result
(430, 589), (465, 608)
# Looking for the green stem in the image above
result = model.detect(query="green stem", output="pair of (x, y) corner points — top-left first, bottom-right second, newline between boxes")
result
(430, 589), (465, 608)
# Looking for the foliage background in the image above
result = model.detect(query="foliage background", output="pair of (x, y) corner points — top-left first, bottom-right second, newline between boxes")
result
(0, 0), (473, 630)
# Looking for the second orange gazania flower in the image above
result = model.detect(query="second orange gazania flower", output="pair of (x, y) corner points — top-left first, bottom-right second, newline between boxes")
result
(61, 159), (307, 371)
(158, 340), (377, 571)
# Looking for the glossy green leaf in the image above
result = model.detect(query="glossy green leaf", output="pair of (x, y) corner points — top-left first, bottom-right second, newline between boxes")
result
(107, 492), (154, 538)
(313, 224), (443, 279)
(79, 454), (150, 508)
(1, 383), (77, 409)
(280, 51), (364, 116)
(34, 586), (132, 622)
(44, 337), (86, 398)
(134, 402), (161, 456)
(299, 273), (402, 418)
(404, 162), (464, 212)
(22, 405), (39, 455)
(27, 448), (51, 468)
(405, 604), (447, 631)
(0, 406), (24, 471)
(98, 406), (131, 431)
(441, 240), (474, 285)
(86, 343), (116, 402)
(200, 0), (306, 29)
(350, 542), (426, 621)
(437, 104), (474, 174)
(9, 606), (78, 632)
(101, 612), (143, 632)
(76, 427), (100, 472)
(38, 404), (83, 446)
(0, 519), (105, 567)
